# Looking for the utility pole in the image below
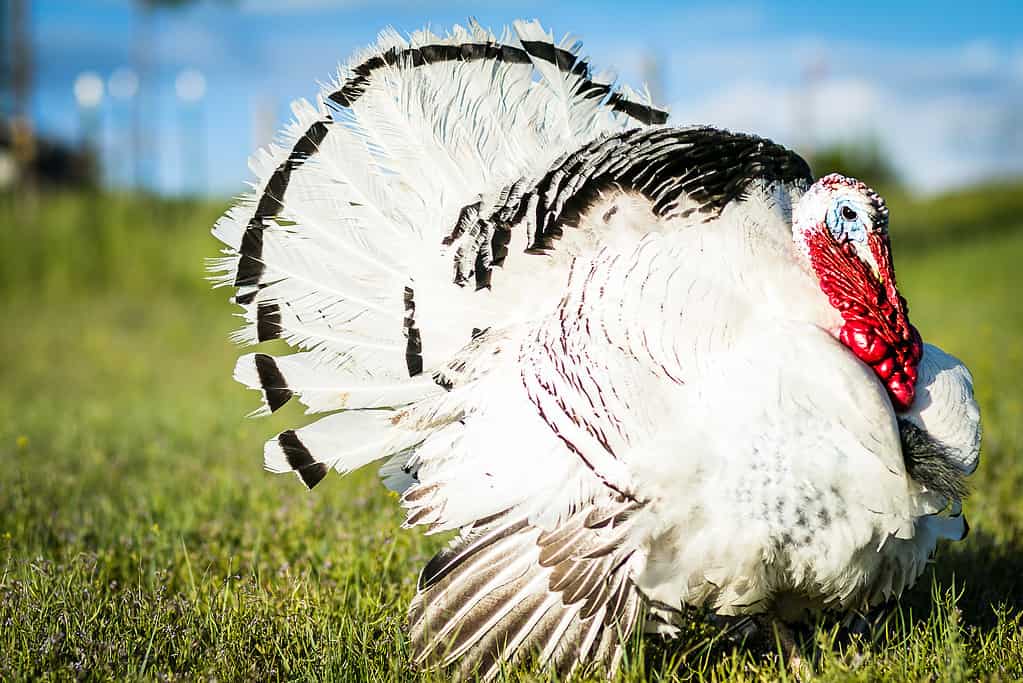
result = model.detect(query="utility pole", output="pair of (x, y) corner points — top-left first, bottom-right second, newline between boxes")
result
(0, 1), (8, 116)
(4, 0), (35, 190)
(73, 72), (104, 153)
(108, 67), (139, 187)
(131, 1), (153, 191)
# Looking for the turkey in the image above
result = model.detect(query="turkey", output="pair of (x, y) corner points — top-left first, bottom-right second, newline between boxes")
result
(210, 20), (981, 679)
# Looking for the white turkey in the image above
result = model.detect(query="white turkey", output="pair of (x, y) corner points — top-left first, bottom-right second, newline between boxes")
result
(210, 20), (981, 679)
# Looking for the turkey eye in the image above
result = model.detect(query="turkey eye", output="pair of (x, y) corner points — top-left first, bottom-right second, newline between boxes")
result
(841, 206), (858, 221)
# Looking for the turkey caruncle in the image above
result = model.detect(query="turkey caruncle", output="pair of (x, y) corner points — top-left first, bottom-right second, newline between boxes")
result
(209, 19), (981, 680)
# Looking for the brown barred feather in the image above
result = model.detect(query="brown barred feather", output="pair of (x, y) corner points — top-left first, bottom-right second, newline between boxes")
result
(408, 502), (644, 680)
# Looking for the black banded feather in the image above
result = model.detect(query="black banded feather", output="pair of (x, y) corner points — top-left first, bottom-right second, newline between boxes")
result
(233, 351), (440, 416)
(330, 32), (667, 125)
(449, 126), (813, 292)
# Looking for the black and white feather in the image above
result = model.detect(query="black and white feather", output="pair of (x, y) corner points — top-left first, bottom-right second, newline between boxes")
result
(211, 19), (980, 678)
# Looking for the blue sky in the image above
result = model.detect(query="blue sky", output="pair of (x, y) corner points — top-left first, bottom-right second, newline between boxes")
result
(29, 0), (1023, 194)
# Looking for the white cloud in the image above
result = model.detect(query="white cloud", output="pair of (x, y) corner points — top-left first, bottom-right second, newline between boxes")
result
(662, 37), (1023, 192)
(671, 74), (1021, 192)
(959, 40), (1000, 77)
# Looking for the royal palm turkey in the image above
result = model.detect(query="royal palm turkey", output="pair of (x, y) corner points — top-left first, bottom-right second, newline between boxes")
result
(211, 20), (981, 679)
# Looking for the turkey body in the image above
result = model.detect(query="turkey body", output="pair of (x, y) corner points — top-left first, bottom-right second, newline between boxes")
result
(415, 191), (955, 631)
(211, 20), (979, 679)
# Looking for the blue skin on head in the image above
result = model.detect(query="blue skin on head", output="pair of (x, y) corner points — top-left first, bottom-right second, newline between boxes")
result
(826, 200), (868, 243)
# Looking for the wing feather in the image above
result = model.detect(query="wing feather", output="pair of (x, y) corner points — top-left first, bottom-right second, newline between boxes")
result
(410, 502), (644, 680)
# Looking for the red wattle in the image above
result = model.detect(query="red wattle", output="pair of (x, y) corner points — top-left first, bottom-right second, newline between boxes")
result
(875, 356), (896, 380)
(839, 320), (889, 364)
(888, 371), (914, 412)
(806, 227), (921, 413)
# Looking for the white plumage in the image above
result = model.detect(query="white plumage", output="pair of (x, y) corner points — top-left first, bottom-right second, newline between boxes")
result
(211, 20), (980, 678)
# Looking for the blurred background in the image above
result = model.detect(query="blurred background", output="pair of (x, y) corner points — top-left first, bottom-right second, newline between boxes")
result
(4, 0), (1023, 195)
(1, 2), (1022, 678)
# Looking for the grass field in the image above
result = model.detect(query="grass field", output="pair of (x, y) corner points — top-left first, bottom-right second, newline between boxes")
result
(1, 186), (1021, 681)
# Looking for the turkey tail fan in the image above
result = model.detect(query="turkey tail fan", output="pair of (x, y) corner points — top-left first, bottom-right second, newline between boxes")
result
(210, 19), (669, 489)
(409, 502), (645, 681)
(233, 351), (441, 416)
(263, 410), (423, 489)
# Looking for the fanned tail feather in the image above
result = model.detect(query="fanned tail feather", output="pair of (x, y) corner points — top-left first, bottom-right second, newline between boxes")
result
(211, 18), (669, 489)
(233, 351), (442, 416)
(263, 410), (422, 489)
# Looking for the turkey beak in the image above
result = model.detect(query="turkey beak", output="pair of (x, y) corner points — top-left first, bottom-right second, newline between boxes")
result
(866, 232), (901, 311)
(852, 240), (881, 281)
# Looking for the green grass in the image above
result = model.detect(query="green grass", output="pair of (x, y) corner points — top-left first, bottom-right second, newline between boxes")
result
(1, 186), (1021, 681)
